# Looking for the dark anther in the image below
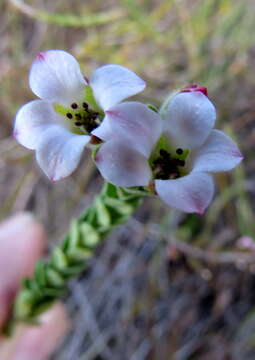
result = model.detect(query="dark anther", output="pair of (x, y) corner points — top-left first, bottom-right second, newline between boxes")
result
(153, 148), (185, 180)
(82, 102), (89, 110)
(86, 122), (98, 132)
(75, 114), (82, 120)
(66, 113), (73, 119)
(159, 149), (170, 157)
(91, 113), (98, 120)
(75, 122), (82, 126)
(177, 160), (185, 167)
(71, 103), (78, 109)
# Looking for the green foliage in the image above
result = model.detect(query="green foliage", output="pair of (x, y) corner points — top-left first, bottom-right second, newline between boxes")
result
(10, 0), (122, 27)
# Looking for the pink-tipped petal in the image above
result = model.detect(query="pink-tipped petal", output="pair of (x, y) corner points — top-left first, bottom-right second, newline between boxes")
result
(155, 172), (214, 214)
(14, 100), (60, 150)
(192, 130), (243, 173)
(36, 126), (90, 181)
(180, 84), (208, 97)
(163, 92), (216, 149)
(90, 64), (146, 110)
(95, 140), (151, 187)
(92, 102), (162, 157)
(29, 50), (86, 106)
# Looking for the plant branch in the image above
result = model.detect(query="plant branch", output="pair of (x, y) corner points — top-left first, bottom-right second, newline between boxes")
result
(3, 182), (146, 335)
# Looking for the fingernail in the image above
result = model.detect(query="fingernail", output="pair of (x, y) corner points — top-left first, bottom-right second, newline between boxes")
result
(0, 213), (36, 234)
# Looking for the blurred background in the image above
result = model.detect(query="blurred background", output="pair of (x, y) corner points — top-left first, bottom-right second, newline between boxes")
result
(1, 0), (255, 359)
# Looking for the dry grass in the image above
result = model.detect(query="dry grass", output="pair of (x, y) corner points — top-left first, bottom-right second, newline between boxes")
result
(1, 0), (255, 358)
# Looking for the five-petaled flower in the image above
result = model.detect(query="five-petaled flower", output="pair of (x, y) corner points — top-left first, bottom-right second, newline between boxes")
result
(95, 87), (243, 214)
(14, 50), (146, 181)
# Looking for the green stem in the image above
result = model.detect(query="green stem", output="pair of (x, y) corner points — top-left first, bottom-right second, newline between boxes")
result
(4, 183), (146, 335)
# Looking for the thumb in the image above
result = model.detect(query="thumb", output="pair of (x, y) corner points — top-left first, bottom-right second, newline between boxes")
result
(0, 213), (45, 329)
(0, 302), (70, 360)
(0, 213), (70, 359)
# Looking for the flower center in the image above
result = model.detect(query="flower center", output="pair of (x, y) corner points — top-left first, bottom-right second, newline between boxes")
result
(152, 148), (186, 180)
(65, 102), (101, 133)
(54, 100), (103, 135)
(149, 136), (189, 180)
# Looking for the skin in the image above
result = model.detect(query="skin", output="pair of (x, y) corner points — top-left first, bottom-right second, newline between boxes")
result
(0, 213), (70, 360)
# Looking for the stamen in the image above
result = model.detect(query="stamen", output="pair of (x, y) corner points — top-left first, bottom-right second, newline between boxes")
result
(62, 102), (100, 134)
(75, 114), (82, 120)
(153, 148), (186, 180)
(82, 102), (89, 110)
(177, 160), (185, 167)
(91, 113), (98, 120)
(159, 149), (169, 157)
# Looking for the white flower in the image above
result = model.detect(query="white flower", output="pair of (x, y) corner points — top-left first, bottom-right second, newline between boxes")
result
(95, 87), (243, 214)
(14, 50), (146, 181)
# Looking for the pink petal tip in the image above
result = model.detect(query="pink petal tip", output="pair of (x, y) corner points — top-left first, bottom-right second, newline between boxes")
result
(234, 151), (244, 159)
(36, 52), (46, 61)
(50, 176), (57, 183)
(180, 84), (208, 97)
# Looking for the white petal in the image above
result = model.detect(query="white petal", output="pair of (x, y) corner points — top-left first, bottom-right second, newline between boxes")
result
(14, 100), (60, 150)
(91, 116), (113, 141)
(29, 50), (86, 106)
(92, 102), (162, 157)
(36, 126), (90, 181)
(163, 92), (216, 149)
(155, 172), (214, 214)
(192, 130), (243, 173)
(95, 140), (151, 187)
(90, 64), (146, 110)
